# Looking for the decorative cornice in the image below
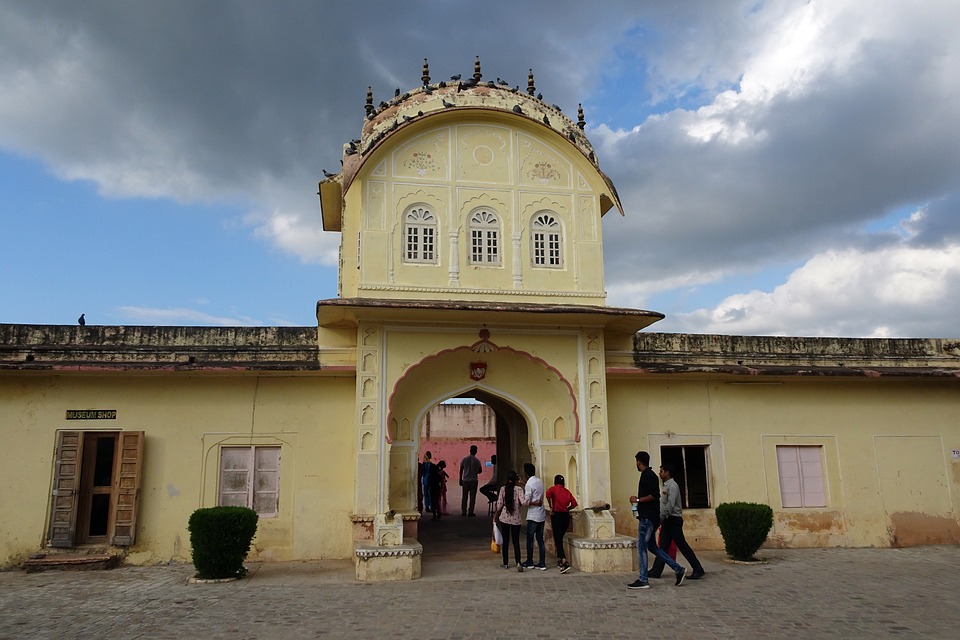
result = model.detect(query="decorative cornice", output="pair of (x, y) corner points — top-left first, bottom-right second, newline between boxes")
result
(357, 285), (603, 298)
(354, 544), (423, 559)
(567, 535), (637, 550)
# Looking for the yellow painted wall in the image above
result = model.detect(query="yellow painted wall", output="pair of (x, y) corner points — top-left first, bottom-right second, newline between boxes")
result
(381, 325), (588, 513)
(340, 113), (608, 305)
(607, 375), (960, 549)
(0, 372), (356, 568)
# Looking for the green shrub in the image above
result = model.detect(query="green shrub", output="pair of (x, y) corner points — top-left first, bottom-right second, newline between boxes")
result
(188, 506), (259, 579)
(715, 502), (773, 561)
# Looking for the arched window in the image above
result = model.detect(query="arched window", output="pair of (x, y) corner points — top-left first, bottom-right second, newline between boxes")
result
(404, 206), (437, 263)
(469, 209), (500, 265)
(531, 212), (562, 268)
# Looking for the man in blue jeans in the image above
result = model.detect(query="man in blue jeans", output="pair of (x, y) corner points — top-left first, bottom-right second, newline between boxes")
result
(521, 463), (547, 570)
(628, 450), (686, 589)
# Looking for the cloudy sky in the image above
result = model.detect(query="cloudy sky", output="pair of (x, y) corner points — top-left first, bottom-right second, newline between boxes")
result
(2, 1), (959, 337)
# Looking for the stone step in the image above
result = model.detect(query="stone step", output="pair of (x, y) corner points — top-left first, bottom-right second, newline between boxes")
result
(24, 553), (120, 573)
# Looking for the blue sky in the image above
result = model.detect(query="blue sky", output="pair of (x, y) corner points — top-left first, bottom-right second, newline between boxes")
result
(2, 1), (959, 337)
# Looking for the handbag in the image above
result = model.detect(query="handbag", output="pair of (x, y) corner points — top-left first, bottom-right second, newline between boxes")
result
(493, 519), (503, 546)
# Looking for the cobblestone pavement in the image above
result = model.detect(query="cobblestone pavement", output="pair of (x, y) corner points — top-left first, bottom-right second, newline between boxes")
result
(1, 543), (958, 639)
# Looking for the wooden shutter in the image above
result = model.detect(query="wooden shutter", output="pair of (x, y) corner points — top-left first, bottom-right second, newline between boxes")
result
(110, 431), (144, 546)
(48, 431), (83, 548)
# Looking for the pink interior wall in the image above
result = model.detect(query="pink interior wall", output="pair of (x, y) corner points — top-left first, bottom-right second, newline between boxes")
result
(419, 439), (496, 513)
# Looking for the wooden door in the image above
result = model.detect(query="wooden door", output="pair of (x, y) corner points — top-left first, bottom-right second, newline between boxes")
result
(48, 431), (83, 547)
(111, 431), (144, 546)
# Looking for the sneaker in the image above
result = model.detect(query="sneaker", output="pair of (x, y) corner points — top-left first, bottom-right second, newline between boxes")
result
(517, 563), (524, 573)
(675, 567), (686, 586)
(559, 564), (571, 574)
(689, 571), (705, 580)
(627, 580), (650, 589)
(521, 561), (534, 569)
(535, 564), (547, 571)
(500, 563), (509, 569)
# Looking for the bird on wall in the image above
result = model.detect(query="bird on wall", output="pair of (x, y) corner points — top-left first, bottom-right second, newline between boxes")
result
(322, 169), (336, 178)
(78, 314), (85, 326)
(450, 74), (461, 81)
(513, 105), (523, 114)
(442, 99), (455, 108)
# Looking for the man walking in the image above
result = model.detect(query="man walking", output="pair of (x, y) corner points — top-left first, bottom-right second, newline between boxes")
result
(459, 445), (483, 517)
(521, 463), (547, 570)
(628, 451), (686, 589)
(649, 463), (705, 580)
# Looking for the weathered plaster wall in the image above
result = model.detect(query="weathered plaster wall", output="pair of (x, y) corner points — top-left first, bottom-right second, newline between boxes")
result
(0, 372), (356, 568)
(341, 112), (610, 305)
(607, 375), (960, 550)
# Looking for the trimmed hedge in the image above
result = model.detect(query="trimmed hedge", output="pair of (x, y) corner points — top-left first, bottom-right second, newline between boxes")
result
(715, 502), (773, 561)
(188, 506), (259, 579)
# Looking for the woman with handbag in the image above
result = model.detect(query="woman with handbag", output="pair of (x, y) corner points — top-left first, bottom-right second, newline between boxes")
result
(494, 470), (526, 571)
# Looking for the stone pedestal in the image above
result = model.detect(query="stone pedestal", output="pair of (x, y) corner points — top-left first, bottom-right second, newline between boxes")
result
(353, 511), (422, 581)
(354, 542), (422, 581)
(565, 508), (637, 573)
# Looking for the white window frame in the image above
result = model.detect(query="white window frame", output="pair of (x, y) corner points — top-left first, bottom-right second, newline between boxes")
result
(531, 212), (562, 268)
(469, 209), (500, 265)
(219, 446), (280, 517)
(404, 206), (437, 264)
(776, 445), (826, 508)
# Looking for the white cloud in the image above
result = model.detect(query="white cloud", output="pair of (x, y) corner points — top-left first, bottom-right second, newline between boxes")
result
(113, 306), (261, 327)
(666, 243), (960, 337)
(2, 1), (959, 336)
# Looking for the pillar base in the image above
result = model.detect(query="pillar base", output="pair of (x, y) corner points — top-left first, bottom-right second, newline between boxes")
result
(354, 542), (422, 581)
(566, 535), (636, 573)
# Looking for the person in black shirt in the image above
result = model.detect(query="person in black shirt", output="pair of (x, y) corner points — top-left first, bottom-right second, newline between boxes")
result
(627, 450), (686, 589)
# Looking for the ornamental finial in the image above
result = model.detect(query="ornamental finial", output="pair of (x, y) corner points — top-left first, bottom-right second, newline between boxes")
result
(473, 55), (482, 81)
(421, 58), (430, 86)
(527, 69), (536, 96)
(365, 86), (374, 115)
(577, 103), (586, 129)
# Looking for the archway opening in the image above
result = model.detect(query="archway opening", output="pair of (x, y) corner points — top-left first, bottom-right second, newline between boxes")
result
(415, 390), (531, 562)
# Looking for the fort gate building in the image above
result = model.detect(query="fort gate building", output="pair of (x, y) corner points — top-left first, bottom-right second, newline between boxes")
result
(2, 58), (960, 580)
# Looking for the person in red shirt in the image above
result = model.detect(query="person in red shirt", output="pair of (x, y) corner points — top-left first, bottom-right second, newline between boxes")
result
(545, 474), (578, 573)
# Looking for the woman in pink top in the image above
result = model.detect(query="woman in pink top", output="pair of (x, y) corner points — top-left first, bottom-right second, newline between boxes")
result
(494, 470), (526, 571)
(546, 474), (578, 573)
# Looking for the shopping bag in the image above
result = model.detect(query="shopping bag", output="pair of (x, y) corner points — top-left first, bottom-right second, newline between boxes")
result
(490, 538), (500, 553)
(493, 519), (503, 545)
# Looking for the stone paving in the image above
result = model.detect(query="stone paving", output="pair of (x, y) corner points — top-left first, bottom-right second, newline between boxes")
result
(1, 540), (958, 639)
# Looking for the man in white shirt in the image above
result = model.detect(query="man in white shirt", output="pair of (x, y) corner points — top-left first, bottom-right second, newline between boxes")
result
(521, 462), (547, 570)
